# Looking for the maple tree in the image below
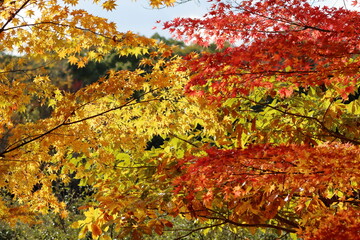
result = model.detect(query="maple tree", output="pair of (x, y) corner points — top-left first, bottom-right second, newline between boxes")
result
(0, 0), (222, 239)
(1, 0), (360, 239)
(161, 0), (360, 239)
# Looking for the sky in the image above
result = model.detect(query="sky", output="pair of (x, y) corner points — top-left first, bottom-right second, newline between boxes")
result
(75, 0), (213, 39)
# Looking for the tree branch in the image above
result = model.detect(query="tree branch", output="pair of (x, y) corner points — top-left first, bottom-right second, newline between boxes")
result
(198, 214), (297, 233)
(238, 96), (360, 145)
(2, 21), (115, 41)
(169, 133), (199, 148)
(172, 222), (227, 240)
(275, 214), (300, 229)
(0, 0), (31, 34)
(0, 90), (160, 156)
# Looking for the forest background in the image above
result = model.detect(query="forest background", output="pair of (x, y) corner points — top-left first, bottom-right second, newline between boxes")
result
(0, 0), (360, 239)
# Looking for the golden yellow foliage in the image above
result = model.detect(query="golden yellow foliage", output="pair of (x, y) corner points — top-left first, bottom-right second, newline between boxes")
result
(0, 0), (222, 238)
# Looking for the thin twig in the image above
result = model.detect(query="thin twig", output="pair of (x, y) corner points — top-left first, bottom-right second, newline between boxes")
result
(173, 222), (226, 240)
(169, 133), (199, 148)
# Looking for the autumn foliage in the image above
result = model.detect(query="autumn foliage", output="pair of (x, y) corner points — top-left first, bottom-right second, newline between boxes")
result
(1, 0), (360, 239)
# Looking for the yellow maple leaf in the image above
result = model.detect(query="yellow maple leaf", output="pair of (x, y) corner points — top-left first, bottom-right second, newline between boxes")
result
(102, 0), (117, 11)
(25, 10), (35, 17)
(77, 61), (85, 68)
(63, 0), (79, 5)
(58, 50), (67, 59)
(68, 55), (78, 65)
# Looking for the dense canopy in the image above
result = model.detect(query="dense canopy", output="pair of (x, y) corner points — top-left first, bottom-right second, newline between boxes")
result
(0, 0), (359, 239)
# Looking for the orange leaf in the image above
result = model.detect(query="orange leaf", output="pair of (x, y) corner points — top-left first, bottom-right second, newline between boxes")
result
(91, 223), (102, 238)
